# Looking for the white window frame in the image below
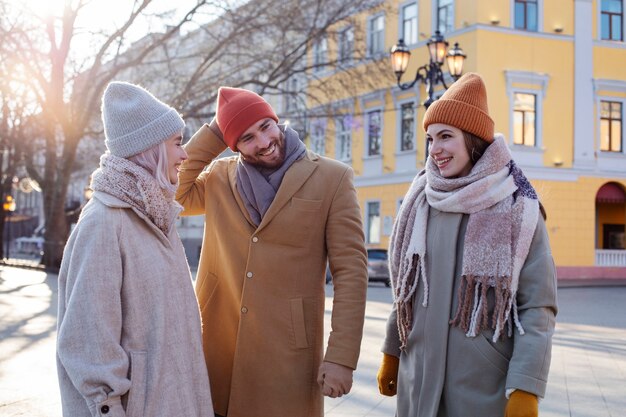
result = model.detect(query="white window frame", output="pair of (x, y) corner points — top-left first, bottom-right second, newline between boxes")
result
(598, 99), (624, 153)
(338, 26), (354, 65)
(310, 119), (327, 155)
(433, 0), (455, 34)
(283, 77), (301, 114)
(367, 13), (386, 58)
(399, 1), (419, 46)
(398, 100), (417, 153)
(510, 0), (543, 32)
(313, 36), (328, 73)
(597, 0), (625, 41)
(335, 114), (353, 162)
(359, 91), (385, 176)
(512, 92), (538, 147)
(505, 71), (548, 167)
(365, 109), (383, 157)
(365, 200), (382, 244)
(594, 78), (626, 172)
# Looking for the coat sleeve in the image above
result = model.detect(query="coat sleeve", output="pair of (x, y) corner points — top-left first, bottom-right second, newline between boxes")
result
(323, 167), (368, 369)
(505, 215), (558, 398)
(175, 124), (228, 216)
(382, 303), (402, 357)
(56, 207), (129, 417)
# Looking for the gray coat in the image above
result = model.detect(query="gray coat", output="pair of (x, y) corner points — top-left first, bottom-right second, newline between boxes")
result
(56, 192), (213, 417)
(383, 208), (557, 417)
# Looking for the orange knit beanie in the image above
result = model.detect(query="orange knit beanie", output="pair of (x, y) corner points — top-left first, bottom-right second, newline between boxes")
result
(423, 72), (494, 143)
(216, 87), (278, 151)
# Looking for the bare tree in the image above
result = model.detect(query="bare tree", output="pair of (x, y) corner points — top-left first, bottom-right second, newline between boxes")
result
(0, 12), (37, 260)
(1, 0), (393, 269)
(1, 0), (214, 268)
(120, 0), (393, 132)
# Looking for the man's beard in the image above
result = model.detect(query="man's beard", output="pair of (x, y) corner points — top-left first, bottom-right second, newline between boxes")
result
(246, 130), (286, 169)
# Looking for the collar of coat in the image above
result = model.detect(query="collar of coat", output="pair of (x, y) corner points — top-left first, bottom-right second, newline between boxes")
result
(226, 149), (321, 230)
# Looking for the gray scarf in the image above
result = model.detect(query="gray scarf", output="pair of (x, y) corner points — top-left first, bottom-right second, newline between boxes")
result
(236, 125), (306, 225)
(389, 135), (539, 349)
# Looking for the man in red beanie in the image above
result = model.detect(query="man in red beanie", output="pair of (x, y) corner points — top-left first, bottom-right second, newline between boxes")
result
(176, 87), (368, 417)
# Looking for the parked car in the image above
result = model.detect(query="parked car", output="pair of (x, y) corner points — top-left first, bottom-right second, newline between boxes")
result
(366, 248), (390, 287)
(325, 248), (390, 287)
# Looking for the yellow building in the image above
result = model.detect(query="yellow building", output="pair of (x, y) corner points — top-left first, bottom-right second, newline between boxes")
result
(301, 0), (626, 280)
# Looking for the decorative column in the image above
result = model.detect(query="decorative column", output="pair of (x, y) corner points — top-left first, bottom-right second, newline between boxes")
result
(573, 0), (595, 168)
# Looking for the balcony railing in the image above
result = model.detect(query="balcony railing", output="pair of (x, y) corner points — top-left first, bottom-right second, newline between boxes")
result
(595, 249), (626, 266)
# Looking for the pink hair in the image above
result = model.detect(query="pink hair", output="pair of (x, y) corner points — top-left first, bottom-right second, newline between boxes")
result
(128, 141), (177, 195)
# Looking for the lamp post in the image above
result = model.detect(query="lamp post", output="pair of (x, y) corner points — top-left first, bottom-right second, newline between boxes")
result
(390, 31), (467, 108)
(3, 195), (16, 260)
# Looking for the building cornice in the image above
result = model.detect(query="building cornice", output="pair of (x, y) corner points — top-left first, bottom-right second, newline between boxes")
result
(593, 78), (626, 94)
(354, 164), (626, 188)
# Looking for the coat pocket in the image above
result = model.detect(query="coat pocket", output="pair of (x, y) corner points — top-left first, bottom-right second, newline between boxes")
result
(291, 197), (322, 212)
(126, 351), (148, 417)
(290, 298), (309, 349)
(470, 334), (510, 375)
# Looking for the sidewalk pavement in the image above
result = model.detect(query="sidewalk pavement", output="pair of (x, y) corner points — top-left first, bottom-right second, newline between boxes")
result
(1, 265), (625, 416)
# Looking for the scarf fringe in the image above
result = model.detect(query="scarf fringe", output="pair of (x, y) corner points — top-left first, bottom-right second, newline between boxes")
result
(449, 274), (525, 342)
(395, 254), (428, 349)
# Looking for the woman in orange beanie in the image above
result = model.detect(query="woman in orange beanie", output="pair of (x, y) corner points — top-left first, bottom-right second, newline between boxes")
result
(376, 73), (557, 417)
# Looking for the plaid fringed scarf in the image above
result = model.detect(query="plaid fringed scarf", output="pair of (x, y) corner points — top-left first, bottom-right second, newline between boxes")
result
(389, 135), (539, 349)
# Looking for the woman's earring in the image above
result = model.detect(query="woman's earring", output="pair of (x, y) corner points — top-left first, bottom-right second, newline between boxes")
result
(471, 147), (480, 163)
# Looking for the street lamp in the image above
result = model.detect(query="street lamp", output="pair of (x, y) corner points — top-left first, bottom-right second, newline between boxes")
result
(390, 31), (467, 108)
(3, 195), (16, 260)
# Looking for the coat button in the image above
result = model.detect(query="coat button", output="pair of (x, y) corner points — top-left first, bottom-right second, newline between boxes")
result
(100, 405), (110, 414)
(252, 236), (259, 242)
(241, 306), (248, 313)
(246, 272), (253, 278)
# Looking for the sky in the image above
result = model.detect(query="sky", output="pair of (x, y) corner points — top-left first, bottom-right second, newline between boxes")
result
(6, 0), (217, 59)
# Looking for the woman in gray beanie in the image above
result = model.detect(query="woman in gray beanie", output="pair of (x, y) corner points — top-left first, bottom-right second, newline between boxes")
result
(56, 82), (214, 417)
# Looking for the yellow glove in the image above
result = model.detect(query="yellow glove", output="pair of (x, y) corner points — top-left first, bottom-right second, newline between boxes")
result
(376, 353), (399, 396)
(504, 390), (538, 417)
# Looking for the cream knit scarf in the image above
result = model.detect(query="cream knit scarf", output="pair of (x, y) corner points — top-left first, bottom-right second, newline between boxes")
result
(389, 135), (539, 349)
(91, 153), (182, 235)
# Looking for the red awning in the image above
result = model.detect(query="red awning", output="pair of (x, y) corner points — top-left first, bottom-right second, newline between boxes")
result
(596, 183), (626, 204)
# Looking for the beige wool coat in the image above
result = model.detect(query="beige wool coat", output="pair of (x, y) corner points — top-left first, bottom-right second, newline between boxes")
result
(383, 209), (557, 416)
(56, 192), (213, 417)
(176, 125), (368, 417)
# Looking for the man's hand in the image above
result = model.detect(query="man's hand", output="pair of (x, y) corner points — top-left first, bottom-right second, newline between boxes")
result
(317, 361), (353, 398)
(208, 117), (224, 141)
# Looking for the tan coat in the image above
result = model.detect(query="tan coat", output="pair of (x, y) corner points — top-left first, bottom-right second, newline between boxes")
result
(383, 209), (557, 416)
(176, 125), (368, 417)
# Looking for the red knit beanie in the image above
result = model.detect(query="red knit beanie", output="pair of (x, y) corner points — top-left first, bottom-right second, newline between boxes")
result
(216, 87), (278, 150)
(423, 73), (494, 143)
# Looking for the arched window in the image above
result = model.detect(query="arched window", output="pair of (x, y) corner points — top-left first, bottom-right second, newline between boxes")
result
(596, 182), (626, 250)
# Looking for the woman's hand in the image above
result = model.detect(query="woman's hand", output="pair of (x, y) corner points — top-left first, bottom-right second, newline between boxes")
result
(376, 353), (399, 396)
(504, 390), (538, 417)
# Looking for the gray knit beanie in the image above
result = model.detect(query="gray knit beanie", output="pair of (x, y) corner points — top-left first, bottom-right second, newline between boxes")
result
(102, 81), (185, 158)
